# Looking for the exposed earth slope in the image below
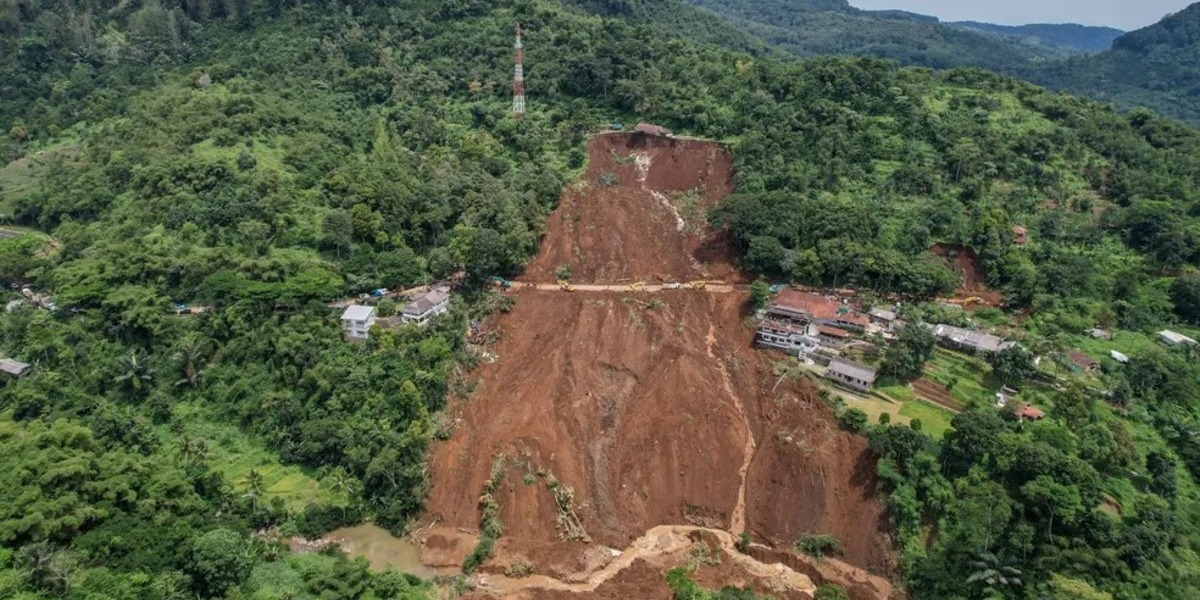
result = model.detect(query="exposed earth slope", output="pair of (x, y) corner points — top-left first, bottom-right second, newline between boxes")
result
(421, 133), (893, 598)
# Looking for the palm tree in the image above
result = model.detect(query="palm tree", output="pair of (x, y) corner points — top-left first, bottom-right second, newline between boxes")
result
(113, 351), (154, 397)
(172, 338), (209, 387)
(243, 469), (266, 508)
(174, 436), (212, 465)
(967, 551), (1023, 593)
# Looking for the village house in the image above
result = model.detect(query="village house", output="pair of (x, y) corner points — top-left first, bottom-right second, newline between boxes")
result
(633, 123), (673, 137)
(1086, 327), (1113, 340)
(929, 324), (1014, 356)
(869, 307), (899, 331)
(823, 357), (878, 393)
(0, 358), (31, 379)
(1159, 330), (1198, 347)
(756, 320), (819, 357)
(341, 305), (376, 340)
(1110, 350), (1130, 364)
(1012, 225), (1029, 245)
(401, 287), (451, 327)
(1013, 402), (1045, 422)
(1067, 350), (1100, 373)
(767, 291), (868, 332)
(816, 325), (852, 349)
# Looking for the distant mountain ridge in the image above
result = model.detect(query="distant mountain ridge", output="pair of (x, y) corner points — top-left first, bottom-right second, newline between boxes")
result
(1034, 2), (1200, 124)
(947, 21), (1124, 53)
(677, 0), (1200, 125)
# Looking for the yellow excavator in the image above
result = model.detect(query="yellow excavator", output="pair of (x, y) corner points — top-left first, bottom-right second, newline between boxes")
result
(684, 280), (707, 290)
(625, 281), (646, 292)
(558, 280), (576, 292)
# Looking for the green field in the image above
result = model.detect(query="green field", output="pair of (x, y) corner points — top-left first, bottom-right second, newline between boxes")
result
(166, 403), (347, 511)
(899, 400), (955, 438)
(924, 348), (997, 407)
(0, 141), (82, 215)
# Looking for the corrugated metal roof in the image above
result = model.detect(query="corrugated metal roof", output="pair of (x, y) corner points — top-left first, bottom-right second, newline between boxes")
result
(341, 305), (374, 321)
(826, 357), (877, 383)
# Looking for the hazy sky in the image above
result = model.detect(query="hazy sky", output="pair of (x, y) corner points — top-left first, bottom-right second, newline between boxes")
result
(849, 0), (1195, 30)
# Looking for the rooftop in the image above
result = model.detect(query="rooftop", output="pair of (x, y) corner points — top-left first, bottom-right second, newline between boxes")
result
(826, 357), (877, 383)
(402, 287), (451, 316)
(634, 123), (672, 136)
(930, 324), (1012, 353)
(771, 291), (868, 327)
(0, 358), (31, 377)
(341, 305), (375, 321)
(1068, 350), (1099, 370)
(1015, 402), (1045, 421)
(869, 308), (897, 321)
(1159, 330), (1198, 345)
(817, 325), (850, 339)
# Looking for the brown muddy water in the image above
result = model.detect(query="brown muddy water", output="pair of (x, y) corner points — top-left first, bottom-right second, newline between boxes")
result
(321, 523), (448, 579)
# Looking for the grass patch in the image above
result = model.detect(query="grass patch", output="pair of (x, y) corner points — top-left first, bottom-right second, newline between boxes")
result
(924, 348), (996, 406)
(898, 400), (955, 439)
(0, 141), (82, 215)
(166, 402), (345, 511)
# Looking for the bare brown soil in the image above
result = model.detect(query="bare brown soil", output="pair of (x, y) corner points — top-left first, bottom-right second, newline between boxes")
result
(522, 133), (742, 284)
(910, 378), (965, 413)
(929, 244), (1003, 307)
(421, 133), (895, 599)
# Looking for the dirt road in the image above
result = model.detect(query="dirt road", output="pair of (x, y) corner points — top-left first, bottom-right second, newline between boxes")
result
(420, 133), (895, 599)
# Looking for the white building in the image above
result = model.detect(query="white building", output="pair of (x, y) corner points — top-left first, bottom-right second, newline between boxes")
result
(756, 320), (819, 356)
(401, 287), (450, 327)
(341, 305), (376, 340)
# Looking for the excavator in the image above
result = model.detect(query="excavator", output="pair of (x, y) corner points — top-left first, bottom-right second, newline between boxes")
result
(684, 280), (707, 290)
(558, 280), (576, 292)
(625, 281), (646, 292)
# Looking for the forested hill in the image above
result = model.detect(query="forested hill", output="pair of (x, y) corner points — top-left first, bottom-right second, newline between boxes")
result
(1036, 3), (1200, 125)
(681, 0), (1072, 70)
(3, 0), (1200, 599)
(682, 0), (1200, 126)
(947, 21), (1124, 53)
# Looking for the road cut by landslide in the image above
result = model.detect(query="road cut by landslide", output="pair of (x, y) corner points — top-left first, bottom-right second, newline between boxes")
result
(419, 133), (897, 599)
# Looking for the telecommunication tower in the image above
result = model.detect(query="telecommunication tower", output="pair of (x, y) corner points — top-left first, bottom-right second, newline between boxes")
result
(513, 23), (525, 119)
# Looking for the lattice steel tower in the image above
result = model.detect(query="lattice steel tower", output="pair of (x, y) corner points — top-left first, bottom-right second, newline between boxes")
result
(513, 23), (525, 119)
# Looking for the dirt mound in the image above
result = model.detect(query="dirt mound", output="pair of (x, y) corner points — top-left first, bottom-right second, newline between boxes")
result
(930, 244), (1003, 306)
(420, 133), (895, 598)
(522, 133), (741, 284)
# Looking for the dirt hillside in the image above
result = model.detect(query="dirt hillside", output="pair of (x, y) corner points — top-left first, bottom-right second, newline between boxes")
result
(522, 133), (742, 283)
(420, 133), (895, 599)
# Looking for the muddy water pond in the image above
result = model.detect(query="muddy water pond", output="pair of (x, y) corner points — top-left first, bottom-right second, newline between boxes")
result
(324, 524), (446, 579)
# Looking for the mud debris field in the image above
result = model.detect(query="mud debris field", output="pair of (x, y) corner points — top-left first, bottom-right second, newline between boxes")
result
(419, 133), (898, 599)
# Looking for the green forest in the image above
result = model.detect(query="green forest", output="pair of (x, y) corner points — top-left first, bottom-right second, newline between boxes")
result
(680, 0), (1200, 127)
(3, 0), (1200, 598)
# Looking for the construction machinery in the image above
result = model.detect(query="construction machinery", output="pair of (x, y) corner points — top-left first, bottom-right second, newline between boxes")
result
(490, 276), (513, 289)
(684, 280), (707, 290)
(558, 280), (576, 292)
(625, 281), (646, 292)
(962, 296), (984, 308)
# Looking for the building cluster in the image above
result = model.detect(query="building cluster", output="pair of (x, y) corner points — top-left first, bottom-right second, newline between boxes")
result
(755, 291), (888, 392)
(340, 286), (451, 341)
(755, 291), (1028, 395)
(926, 324), (1014, 356)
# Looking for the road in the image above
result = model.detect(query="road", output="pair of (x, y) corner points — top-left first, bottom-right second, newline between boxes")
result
(514, 282), (743, 293)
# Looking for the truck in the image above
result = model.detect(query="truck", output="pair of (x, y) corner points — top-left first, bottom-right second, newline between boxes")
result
(490, 276), (513, 289)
